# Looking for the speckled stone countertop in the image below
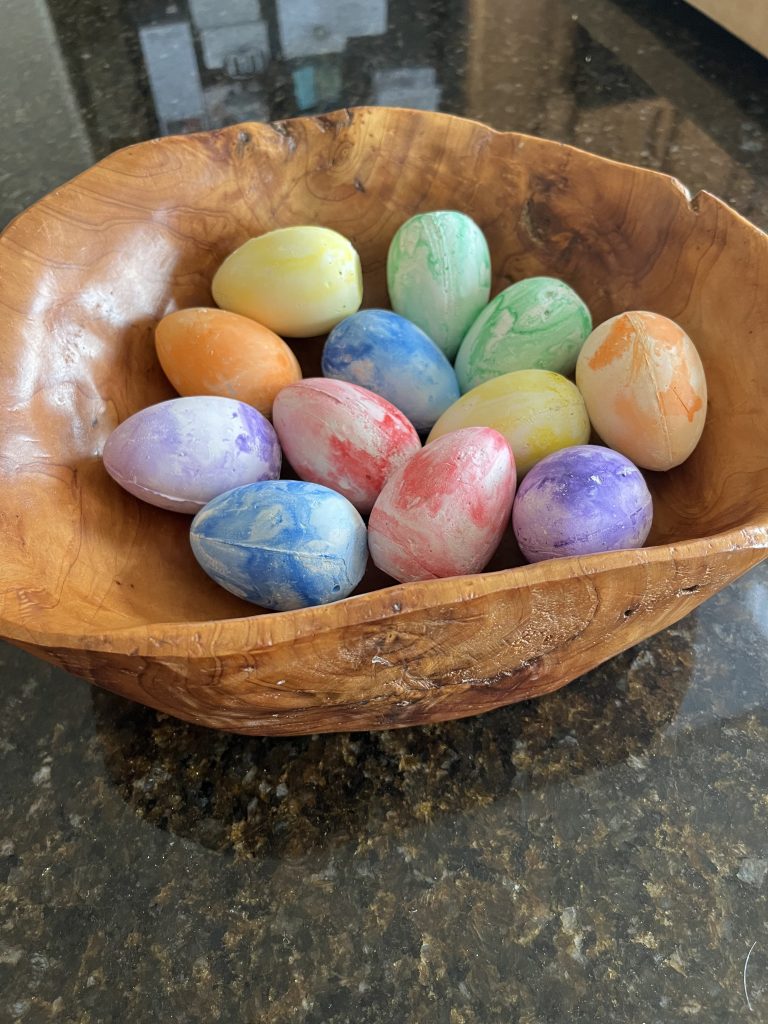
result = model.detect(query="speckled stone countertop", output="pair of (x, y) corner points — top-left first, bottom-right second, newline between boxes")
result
(1, 0), (767, 1020)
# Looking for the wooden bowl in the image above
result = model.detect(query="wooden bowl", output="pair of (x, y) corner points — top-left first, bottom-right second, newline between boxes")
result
(1, 107), (767, 735)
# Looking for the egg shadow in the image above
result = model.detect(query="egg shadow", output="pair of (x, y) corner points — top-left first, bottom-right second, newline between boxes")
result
(90, 612), (695, 858)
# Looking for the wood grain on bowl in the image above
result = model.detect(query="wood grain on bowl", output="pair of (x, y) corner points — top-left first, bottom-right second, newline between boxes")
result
(1, 107), (767, 734)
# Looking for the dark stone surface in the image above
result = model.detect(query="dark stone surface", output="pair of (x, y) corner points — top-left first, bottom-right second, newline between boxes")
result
(1, 0), (767, 1020)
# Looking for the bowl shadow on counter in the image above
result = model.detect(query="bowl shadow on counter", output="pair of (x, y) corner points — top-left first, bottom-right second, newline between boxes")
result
(90, 614), (695, 858)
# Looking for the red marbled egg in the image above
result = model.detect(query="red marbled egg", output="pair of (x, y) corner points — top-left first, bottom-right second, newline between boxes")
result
(272, 378), (421, 514)
(368, 427), (516, 583)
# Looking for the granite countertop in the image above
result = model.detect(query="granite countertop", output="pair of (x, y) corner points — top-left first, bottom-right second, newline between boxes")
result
(1, 0), (767, 1020)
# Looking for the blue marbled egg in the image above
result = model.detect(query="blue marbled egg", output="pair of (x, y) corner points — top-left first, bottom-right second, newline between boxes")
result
(190, 479), (368, 611)
(321, 309), (460, 432)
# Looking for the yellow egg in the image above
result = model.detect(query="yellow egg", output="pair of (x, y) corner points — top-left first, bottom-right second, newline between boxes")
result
(427, 369), (590, 474)
(576, 311), (707, 471)
(212, 226), (363, 337)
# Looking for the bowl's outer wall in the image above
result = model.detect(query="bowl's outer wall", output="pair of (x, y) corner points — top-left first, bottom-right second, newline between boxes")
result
(1, 107), (767, 733)
(14, 543), (766, 734)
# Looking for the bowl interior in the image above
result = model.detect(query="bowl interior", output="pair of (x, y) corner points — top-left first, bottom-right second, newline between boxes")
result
(1, 107), (768, 637)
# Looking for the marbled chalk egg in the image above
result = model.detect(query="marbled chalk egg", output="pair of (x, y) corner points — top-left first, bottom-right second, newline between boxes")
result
(273, 379), (421, 513)
(368, 427), (516, 583)
(155, 307), (301, 418)
(427, 369), (590, 475)
(212, 226), (363, 337)
(455, 276), (592, 392)
(576, 311), (707, 471)
(103, 396), (280, 513)
(387, 210), (492, 360)
(190, 480), (368, 610)
(321, 309), (460, 432)
(512, 445), (653, 562)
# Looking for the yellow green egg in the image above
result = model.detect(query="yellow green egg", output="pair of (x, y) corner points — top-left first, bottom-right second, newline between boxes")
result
(212, 226), (363, 338)
(426, 369), (590, 474)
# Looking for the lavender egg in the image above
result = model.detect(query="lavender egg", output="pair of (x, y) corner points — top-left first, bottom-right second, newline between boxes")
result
(512, 445), (653, 562)
(103, 396), (281, 513)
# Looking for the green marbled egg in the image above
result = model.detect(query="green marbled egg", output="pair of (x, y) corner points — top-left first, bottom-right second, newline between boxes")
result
(387, 210), (491, 361)
(454, 276), (592, 393)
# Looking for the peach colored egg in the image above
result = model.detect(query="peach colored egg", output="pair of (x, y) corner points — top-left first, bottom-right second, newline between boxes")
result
(155, 307), (301, 418)
(576, 311), (707, 471)
(368, 427), (516, 583)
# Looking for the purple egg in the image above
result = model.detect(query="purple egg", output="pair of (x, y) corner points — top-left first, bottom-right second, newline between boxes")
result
(103, 396), (281, 513)
(512, 444), (653, 562)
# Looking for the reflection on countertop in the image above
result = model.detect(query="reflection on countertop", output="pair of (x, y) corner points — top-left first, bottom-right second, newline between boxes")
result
(0, 0), (767, 1020)
(4, 0), (767, 231)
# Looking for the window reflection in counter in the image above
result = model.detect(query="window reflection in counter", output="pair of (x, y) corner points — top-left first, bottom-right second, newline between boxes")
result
(190, 0), (270, 76)
(45, 0), (159, 154)
(373, 67), (441, 109)
(263, 0), (463, 118)
(40, 0), (768, 231)
(138, 20), (207, 135)
(275, 0), (387, 59)
(44, 0), (467, 147)
(132, 0), (270, 132)
(131, 0), (448, 129)
(465, 0), (766, 226)
(0, 0), (96, 226)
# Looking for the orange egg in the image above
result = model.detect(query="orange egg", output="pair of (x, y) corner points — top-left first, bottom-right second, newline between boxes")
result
(576, 310), (707, 471)
(155, 307), (302, 418)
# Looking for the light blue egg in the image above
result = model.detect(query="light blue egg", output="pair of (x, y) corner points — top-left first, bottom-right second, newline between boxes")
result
(321, 309), (460, 432)
(190, 480), (368, 611)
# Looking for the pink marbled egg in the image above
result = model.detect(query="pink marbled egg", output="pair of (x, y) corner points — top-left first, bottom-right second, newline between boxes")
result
(272, 378), (421, 513)
(368, 427), (516, 583)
